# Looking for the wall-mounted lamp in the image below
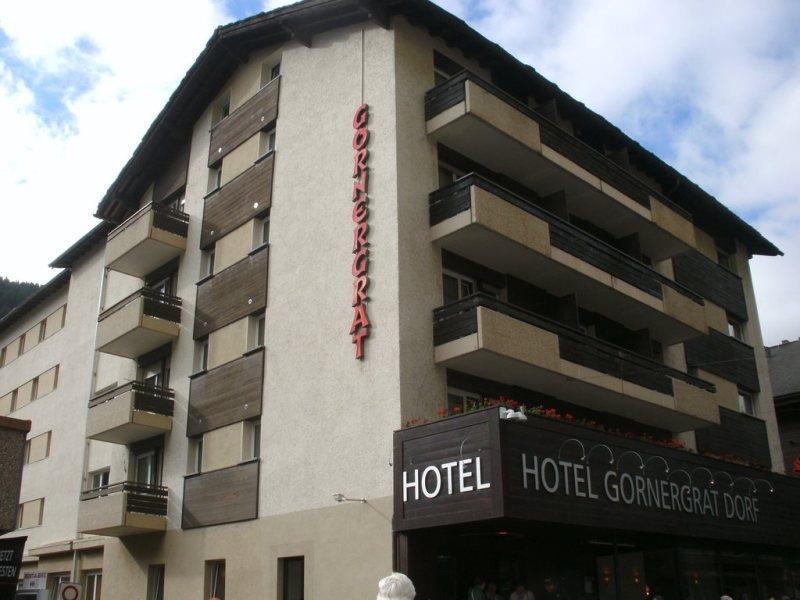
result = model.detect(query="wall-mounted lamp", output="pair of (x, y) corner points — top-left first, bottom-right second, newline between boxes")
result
(333, 493), (366, 504)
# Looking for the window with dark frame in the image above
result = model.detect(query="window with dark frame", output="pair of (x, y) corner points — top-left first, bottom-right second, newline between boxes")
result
(442, 270), (475, 305)
(147, 564), (165, 600)
(280, 556), (304, 600)
(207, 560), (226, 600)
(738, 391), (757, 417)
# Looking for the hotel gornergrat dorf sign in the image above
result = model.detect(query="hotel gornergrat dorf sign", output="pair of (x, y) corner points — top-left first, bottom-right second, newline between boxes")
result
(349, 103), (371, 359)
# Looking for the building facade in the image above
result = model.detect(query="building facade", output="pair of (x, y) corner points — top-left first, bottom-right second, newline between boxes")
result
(0, 1), (798, 599)
(767, 339), (800, 477)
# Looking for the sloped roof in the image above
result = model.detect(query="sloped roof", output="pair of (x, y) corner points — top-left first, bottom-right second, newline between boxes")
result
(49, 221), (113, 268)
(94, 0), (780, 256)
(767, 339), (800, 400)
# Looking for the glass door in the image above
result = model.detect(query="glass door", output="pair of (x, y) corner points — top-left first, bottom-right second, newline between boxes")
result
(133, 450), (159, 486)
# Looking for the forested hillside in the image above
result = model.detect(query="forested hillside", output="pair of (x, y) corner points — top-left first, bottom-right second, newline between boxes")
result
(0, 277), (40, 320)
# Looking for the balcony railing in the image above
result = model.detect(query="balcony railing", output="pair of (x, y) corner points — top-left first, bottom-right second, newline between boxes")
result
(433, 293), (718, 430)
(96, 288), (181, 359)
(434, 293), (714, 396)
(425, 71), (697, 259)
(98, 287), (182, 324)
(78, 481), (168, 536)
(105, 202), (189, 277)
(89, 381), (175, 416)
(426, 72), (690, 219)
(431, 173), (703, 306)
(80, 481), (168, 515)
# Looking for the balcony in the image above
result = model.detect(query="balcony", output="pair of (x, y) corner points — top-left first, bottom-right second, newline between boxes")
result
(86, 382), (174, 445)
(96, 288), (181, 359)
(434, 294), (718, 432)
(430, 174), (707, 344)
(426, 72), (696, 261)
(78, 481), (167, 536)
(105, 202), (189, 278)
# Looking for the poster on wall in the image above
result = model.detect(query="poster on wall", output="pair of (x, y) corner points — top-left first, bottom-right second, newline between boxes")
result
(0, 536), (27, 600)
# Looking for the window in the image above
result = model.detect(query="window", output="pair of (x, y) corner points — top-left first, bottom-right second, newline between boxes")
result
(90, 468), (110, 490)
(37, 321), (46, 342)
(203, 247), (216, 277)
(17, 498), (44, 528)
(433, 50), (463, 85)
(206, 560), (226, 600)
(141, 357), (170, 388)
(727, 317), (744, 341)
(147, 564), (165, 600)
(260, 128), (276, 156)
(212, 92), (231, 126)
(195, 437), (204, 473)
(717, 248), (735, 273)
(280, 557), (304, 600)
(261, 62), (281, 87)
(256, 314), (266, 347)
(0, 346), (5, 367)
(442, 270), (475, 305)
(30, 377), (39, 401)
(198, 339), (210, 372)
(446, 387), (480, 415)
(84, 571), (102, 600)
(437, 163), (462, 189)
(49, 572), (70, 592)
(133, 450), (160, 486)
(166, 193), (186, 213)
(24, 431), (51, 464)
(249, 313), (266, 350)
(244, 419), (261, 461)
(257, 214), (270, 247)
(739, 392), (756, 417)
(208, 167), (222, 192)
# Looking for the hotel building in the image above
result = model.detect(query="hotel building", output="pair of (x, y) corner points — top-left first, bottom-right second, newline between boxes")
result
(1, 1), (799, 598)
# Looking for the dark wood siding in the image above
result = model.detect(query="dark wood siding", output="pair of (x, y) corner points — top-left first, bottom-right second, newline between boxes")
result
(201, 153), (273, 248)
(193, 246), (268, 339)
(187, 348), (264, 436)
(394, 409), (800, 547)
(182, 460), (259, 529)
(673, 250), (748, 320)
(695, 407), (772, 468)
(208, 78), (279, 167)
(684, 329), (760, 392)
(153, 143), (190, 202)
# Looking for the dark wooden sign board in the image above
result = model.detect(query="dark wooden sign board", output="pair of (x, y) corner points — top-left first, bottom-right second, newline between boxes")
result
(0, 536), (26, 600)
(394, 409), (800, 548)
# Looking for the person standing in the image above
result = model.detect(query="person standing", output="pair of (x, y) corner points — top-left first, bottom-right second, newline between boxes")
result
(469, 577), (488, 600)
(486, 582), (504, 600)
(376, 573), (416, 600)
(510, 583), (535, 600)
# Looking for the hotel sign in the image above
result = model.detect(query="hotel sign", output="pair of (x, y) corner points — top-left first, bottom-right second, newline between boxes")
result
(349, 103), (371, 359)
(393, 409), (800, 546)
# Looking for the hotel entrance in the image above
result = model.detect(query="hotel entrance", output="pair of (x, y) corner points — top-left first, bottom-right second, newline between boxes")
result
(401, 523), (800, 600)
(393, 410), (800, 600)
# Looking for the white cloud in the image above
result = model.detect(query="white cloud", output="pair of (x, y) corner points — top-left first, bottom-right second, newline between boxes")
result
(457, 0), (800, 345)
(1, 0), (798, 344)
(0, 0), (232, 283)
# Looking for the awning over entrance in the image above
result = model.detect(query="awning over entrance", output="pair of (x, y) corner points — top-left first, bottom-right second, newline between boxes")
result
(393, 409), (800, 548)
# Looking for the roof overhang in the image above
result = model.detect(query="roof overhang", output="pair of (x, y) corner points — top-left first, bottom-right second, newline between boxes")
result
(94, 0), (781, 257)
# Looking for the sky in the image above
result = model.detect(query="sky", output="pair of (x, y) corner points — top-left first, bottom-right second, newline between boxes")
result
(0, 0), (798, 345)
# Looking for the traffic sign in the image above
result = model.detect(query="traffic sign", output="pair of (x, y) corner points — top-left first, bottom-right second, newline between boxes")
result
(57, 582), (83, 600)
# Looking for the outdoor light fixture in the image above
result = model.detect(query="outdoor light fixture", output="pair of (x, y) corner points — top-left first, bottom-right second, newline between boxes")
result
(332, 493), (366, 503)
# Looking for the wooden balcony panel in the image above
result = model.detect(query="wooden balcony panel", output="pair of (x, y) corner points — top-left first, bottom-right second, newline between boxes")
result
(208, 77), (280, 167)
(187, 348), (264, 436)
(201, 152), (274, 248)
(194, 246), (268, 339)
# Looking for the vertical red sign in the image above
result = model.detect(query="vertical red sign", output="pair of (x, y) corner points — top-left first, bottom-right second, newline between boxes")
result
(350, 103), (371, 359)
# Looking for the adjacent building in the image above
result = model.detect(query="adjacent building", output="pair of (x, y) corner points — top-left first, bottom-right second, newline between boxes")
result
(767, 339), (800, 477)
(0, 1), (798, 599)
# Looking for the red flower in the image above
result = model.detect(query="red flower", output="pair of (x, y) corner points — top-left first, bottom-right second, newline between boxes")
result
(565, 413), (574, 423)
(452, 406), (462, 414)
(437, 407), (447, 418)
